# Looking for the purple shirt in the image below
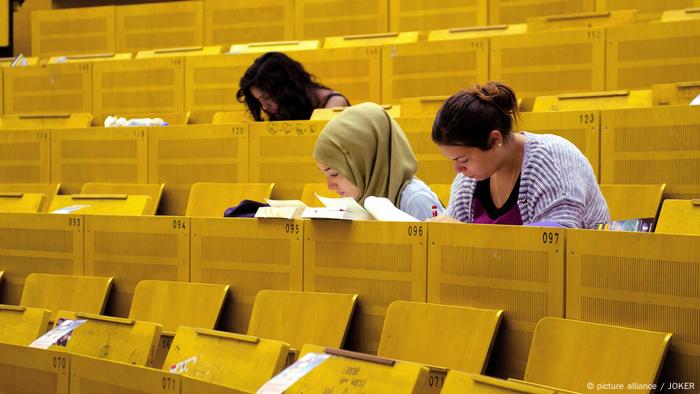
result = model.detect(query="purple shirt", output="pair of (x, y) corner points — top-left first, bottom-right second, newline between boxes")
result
(471, 175), (523, 225)
(472, 197), (523, 225)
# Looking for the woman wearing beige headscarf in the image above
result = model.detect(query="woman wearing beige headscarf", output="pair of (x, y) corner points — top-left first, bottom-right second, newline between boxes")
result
(313, 102), (443, 220)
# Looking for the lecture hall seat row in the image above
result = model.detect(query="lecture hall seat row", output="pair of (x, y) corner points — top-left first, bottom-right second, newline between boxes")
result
(5, 16), (700, 122)
(0, 214), (698, 387)
(0, 105), (698, 212)
(29, 0), (700, 58)
(0, 271), (674, 393)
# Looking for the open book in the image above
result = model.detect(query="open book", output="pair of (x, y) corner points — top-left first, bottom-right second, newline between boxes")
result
(255, 194), (418, 222)
(255, 199), (309, 220)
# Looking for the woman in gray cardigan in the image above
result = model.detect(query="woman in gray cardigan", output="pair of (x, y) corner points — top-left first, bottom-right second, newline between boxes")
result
(428, 81), (609, 229)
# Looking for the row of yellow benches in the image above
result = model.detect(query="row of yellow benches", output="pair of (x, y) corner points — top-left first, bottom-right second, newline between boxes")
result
(29, 0), (700, 58)
(4, 181), (698, 237)
(0, 105), (698, 212)
(5, 17), (700, 123)
(0, 214), (698, 386)
(0, 272), (675, 393)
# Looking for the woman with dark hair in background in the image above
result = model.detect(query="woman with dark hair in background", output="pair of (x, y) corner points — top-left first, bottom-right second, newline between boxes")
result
(236, 52), (349, 121)
(429, 81), (608, 228)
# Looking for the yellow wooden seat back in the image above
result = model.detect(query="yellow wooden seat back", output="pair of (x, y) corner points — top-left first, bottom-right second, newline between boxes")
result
(0, 305), (50, 346)
(81, 183), (165, 215)
(129, 280), (229, 333)
(19, 273), (113, 324)
(54, 310), (162, 366)
(0, 183), (61, 212)
(300, 183), (340, 206)
(247, 290), (357, 351)
(378, 301), (503, 373)
(655, 199), (700, 235)
(185, 182), (274, 217)
(0, 192), (45, 213)
(164, 326), (289, 392)
(524, 317), (671, 393)
(599, 184), (666, 221)
(48, 194), (152, 215)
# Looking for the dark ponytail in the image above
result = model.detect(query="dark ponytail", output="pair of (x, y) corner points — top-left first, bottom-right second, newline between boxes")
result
(432, 81), (519, 150)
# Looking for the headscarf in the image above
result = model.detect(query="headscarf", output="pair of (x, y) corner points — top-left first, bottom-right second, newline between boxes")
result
(312, 102), (418, 206)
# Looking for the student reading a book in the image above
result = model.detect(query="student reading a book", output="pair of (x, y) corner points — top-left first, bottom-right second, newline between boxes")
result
(313, 102), (444, 221)
(428, 82), (609, 228)
(236, 52), (350, 121)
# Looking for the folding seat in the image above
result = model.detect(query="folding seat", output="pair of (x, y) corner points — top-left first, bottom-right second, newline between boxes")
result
(0, 192), (45, 213)
(128, 280), (230, 367)
(48, 194), (152, 215)
(81, 182), (165, 215)
(0, 113), (92, 129)
(185, 182), (274, 217)
(522, 317), (671, 393)
(19, 273), (113, 326)
(599, 184), (666, 221)
(53, 310), (162, 366)
(655, 199), (700, 234)
(247, 290), (357, 356)
(0, 304), (50, 346)
(69, 325), (289, 393)
(0, 184), (60, 212)
(377, 301), (503, 393)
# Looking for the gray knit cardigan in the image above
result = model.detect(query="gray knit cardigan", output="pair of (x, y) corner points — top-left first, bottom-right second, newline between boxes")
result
(446, 132), (610, 229)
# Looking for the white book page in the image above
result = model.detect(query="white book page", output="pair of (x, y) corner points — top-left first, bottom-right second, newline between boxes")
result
(316, 194), (368, 213)
(364, 196), (419, 222)
(265, 199), (308, 209)
(691, 93), (700, 106)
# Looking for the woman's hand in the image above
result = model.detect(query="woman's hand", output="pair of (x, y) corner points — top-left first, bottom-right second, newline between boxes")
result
(425, 214), (462, 223)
